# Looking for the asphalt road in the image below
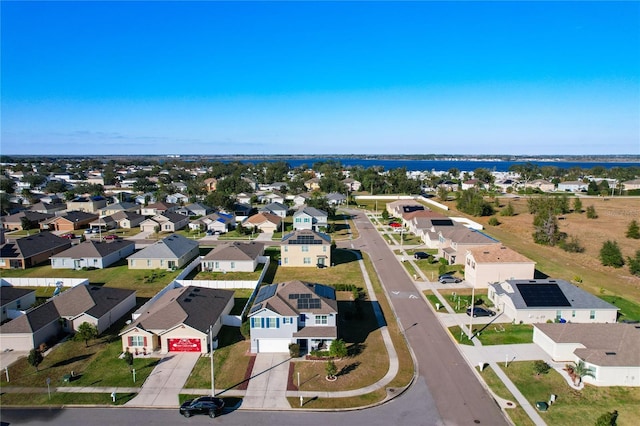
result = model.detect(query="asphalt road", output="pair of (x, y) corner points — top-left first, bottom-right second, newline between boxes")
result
(343, 209), (507, 426)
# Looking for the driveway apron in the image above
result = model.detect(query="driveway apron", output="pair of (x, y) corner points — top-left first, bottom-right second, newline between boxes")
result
(125, 352), (200, 408)
(242, 353), (290, 410)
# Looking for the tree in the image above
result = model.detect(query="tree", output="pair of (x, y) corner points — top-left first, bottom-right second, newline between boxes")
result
(27, 348), (44, 372)
(573, 197), (583, 213)
(626, 220), (640, 239)
(325, 360), (337, 380)
(20, 216), (32, 231)
(329, 339), (348, 358)
(0, 177), (16, 194)
(381, 210), (389, 221)
(600, 240), (624, 268)
(533, 211), (565, 246)
(124, 350), (134, 369)
(586, 205), (598, 219)
(500, 202), (514, 217)
(595, 410), (618, 426)
(533, 360), (550, 376)
(627, 250), (640, 276)
(436, 186), (449, 201)
(75, 322), (99, 347)
(456, 188), (494, 216)
(572, 360), (595, 385)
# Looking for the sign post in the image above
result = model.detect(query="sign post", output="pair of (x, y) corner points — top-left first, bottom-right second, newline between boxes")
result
(46, 377), (51, 400)
(5, 367), (8, 382)
(298, 372), (302, 407)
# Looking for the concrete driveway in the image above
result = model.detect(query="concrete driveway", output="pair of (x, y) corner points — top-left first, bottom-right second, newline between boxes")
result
(125, 352), (200, 408)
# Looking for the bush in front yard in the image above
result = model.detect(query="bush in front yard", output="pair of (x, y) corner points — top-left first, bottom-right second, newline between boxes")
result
(288, 343), (300, 358)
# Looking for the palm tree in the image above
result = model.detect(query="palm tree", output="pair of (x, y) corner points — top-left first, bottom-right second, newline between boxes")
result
(572, 360), (595, 385)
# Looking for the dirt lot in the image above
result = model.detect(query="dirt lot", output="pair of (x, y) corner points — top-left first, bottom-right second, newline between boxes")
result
(441, 195), (640, 304)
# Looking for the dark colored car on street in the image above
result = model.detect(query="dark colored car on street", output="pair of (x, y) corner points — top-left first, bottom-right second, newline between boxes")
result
(466, 307), (496, 317)
(438, 275), (462, 284)
(179, 396), (225, 418)
(414, 251), (430, 260)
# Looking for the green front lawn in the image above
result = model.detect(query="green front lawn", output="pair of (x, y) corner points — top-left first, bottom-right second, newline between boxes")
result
(440, 289), (493, 313)
(448, 323), (533, 346)
(476, 366), (535, 426)
(500, 361), (640, 426)
(600, 295), (640, 322)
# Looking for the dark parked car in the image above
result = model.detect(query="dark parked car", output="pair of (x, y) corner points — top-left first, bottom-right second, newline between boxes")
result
(413, 251), (430, 260)
(179, 396), (224, 418)
(438, 275), (462, 284)
(466, 307), (496, 317)
(103, 234), (119, 240)
(60, 233), (75, 239)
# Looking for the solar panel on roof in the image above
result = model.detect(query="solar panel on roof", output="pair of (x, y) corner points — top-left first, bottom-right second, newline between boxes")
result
(516, 283), (571, 307)
(309, 299), (321, 309)
(314, 284), (336, 300)
(250, 303), (263, 314)
(298, 299), (309, 309)
(289, 294), (299, 299)
(255, 284), (277, 304)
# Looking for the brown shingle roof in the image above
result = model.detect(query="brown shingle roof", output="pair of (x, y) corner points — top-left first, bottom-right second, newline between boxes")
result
(467, 245), (535, 264)
(202, 241), (264, 261)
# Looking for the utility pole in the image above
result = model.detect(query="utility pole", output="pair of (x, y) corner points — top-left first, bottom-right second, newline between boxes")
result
(210, 325), (215, 396)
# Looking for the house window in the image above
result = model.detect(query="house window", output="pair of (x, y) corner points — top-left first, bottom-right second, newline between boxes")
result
(147, 259), (152, 267)
(323, 246), (327, 252)
(555, 310), (562, 321)
(304, 218), (310, 223)
(230, 262), (235, 269)
(295, 218), (301, 223)
(214, 261), (219, 269)
(315, 315), (328, 325)
(251, 317), (262, 328)
(93, 259), (98, 265)
(164, 224), (170, 230)
(284, 246), (288, 252)
(590, 310), (596, 320)
(160, 259), (165, 267)
(129, 336), (145, 347)
(282, 317), (293, 324)
(266, 318), (278, 328)
(302, 245), (309, 252)
(303, 257), (311, 265)
(572, 310), (576, 318)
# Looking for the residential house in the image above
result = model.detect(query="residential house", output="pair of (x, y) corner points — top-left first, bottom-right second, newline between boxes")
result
(281, 229), (331, 267)
(525, 179), (555, 193)
(293, 207), (328, 232)
(244, 212), (282, 234)
(0, 284), (136, 351)
(342, 178), (361, 192)
(232, 202), (253, 219)
(325, 192), (347, 206)
(292, 192), (312, 207)
(438, 227), (500, 265)
(28, 202), (67, 215)
(108, 211), (146, 229)
(1, 211), (55, 231)
(533, 323), (640, 387)
(139, 211), (190, 233)
(140, 202), (179, 216)
(88, 216), (117, 231)
(165, 193), (189, 205)
(461, 179), (482, 190)
(98, 202), (139, 217)
(261, 191), (286, 205)
(119, 286), (234, 354)
(203, 177), (218, 192)
(247, 280), (338, 353)
(622, 178), (640, 191)
(1, 287), (36, 322)
(128, 234), (199, 270)
(134, 192), (157, 205)
(0, 232), (72, 269)
(386, 199), (425, 218)
(176, 203), (213, 217)
(260, 202), (288, 218)
(260, 182), (288, 192)
(190, 212), (235, 234)
(235, 193), (253, 205)
(51, 239), (136, 269)
(304, 178), (321, 192)
(557, 181), (588, 192)
(488, 279), (618, 324)
(40, 211), (98, 232)
(494, 179), (519, 192)
(201, 241), (264, 272)
(66, 196), (108, 214)
(464, 245), (536, 289)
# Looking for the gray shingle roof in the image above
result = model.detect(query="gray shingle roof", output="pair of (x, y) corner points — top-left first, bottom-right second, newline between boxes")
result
(50, 239), (135, 259)
(202, 241), (264, 261)
(123, 286), (234, 334)
(249, 280), (338, 317)
(0, 287), (35, 307)
(128, 234), (198, 260)
(0, 232), (71, 259)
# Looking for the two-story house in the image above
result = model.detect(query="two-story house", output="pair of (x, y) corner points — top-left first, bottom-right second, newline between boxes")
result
(281, 229), (332, 268)
(248, 280), (338, 353)
(293, 207), (328, 232)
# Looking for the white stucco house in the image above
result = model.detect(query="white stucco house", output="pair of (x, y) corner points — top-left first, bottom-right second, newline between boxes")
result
(247, 280), (338, 354)
(488, 279), (618, 324)
(50, 240), (136, 269)
(464, 245), (536, 288)
(533, 323), (640, 387)
(201, 241), (265, 272)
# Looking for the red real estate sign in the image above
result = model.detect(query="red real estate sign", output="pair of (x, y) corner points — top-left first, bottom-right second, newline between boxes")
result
(168, 338), (201, 352)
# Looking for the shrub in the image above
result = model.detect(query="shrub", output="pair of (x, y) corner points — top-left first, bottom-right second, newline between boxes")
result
(586, 205), (598, 219)
(488, 217), (500, 226)
(325, 360), (337, 379)
(560, 235), (585, 253)
(329, 339), (348, 358)
(627, 250), (640, 276)
(288, 343), (300, 358)
(533, 360), (551, 376)
(500, 202), (515, 217)
(600, 240), (624, 268)
(626, 220), (640, 239)
(595, 410), (618, 426)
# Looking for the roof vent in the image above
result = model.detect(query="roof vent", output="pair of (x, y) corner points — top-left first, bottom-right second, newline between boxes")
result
(184, 298), (192, 302)
(605, 352), (616, 356)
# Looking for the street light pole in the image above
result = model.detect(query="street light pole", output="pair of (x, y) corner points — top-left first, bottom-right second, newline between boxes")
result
(210, 325), (215, 396)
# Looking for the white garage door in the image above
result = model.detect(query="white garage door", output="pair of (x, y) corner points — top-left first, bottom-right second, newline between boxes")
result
(257, 339), (291, 353)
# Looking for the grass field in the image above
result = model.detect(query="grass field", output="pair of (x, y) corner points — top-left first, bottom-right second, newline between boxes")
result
(441, 196), (640, 305)
(448, 324), (533, 346)
(476, 365), (535, 426)
(500, 361), (640, 426)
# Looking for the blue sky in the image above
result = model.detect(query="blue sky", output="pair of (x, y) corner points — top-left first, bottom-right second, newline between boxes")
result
(2, 1), (639, 156)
